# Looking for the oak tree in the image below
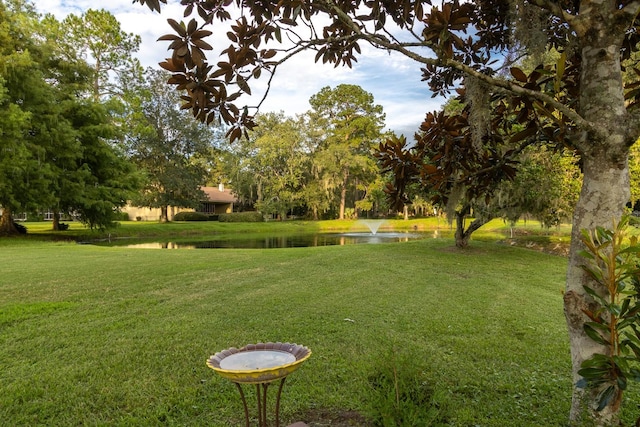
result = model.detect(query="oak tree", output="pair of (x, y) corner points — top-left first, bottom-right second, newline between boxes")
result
(252, 113), (309, 218)
(308, 84), (386, 219)
(128, 68), (220, 222)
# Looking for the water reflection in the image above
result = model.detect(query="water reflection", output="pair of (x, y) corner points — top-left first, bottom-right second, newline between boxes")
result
(92, 231), (441, 249)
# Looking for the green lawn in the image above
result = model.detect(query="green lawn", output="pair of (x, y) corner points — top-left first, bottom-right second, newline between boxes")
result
(1, 220), (637, 426)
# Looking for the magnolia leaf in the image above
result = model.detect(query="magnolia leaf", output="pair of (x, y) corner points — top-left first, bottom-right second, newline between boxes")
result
(157, 34), (181, 41)
(581, 353), (612, 367)
(630, 368), (640, 382)
(596, 385), (617, 411)
(577, 249), (595, 260)
(510, 67), (528, 83)
(187, 18), (197, 34)
(236, 76), (251, 95)
(619, 244), (640, 255)
(167, 19), (187, 37)
(578, 367), (610, 381)
(193, 39), (214, 51)
(192, 29), (213, 38)
(584, 324), (609, 346)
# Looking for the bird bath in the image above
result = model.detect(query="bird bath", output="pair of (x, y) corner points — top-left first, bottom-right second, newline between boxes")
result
(207, 342), (311, 427)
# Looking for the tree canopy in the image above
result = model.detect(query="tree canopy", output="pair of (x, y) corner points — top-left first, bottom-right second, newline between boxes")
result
(127, 68), (222, 222)
(308, 84), (386, 219)
(63, 8), (143, 101)
(0, 1), (141, 233)
(219, 85), (387, 219)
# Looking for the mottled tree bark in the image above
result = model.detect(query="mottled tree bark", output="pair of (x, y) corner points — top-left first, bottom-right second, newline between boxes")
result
(566, 2), (634, 423)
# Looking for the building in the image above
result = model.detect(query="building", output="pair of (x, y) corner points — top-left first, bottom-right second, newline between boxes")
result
(123, 185), (237, 221)
(198, 185), (236, 215)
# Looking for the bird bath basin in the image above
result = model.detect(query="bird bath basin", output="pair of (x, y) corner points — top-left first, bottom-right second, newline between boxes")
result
(207, 342), (311, 384)
(207, 342), (311, 427)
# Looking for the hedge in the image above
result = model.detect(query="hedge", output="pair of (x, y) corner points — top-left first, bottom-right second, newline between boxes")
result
(218, 212), (264, 222)
(173, 211), (209, 221)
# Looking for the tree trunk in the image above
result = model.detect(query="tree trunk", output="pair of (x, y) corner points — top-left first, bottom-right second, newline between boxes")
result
(160, 206), (169, 222)
(339, 169), (348, 220)
(0, 208), (18, 236)
(566, 4), (633, 423)
(52, 211), (60, 231)
(566, 156), (629, 425)
(453, 209), (490, 248)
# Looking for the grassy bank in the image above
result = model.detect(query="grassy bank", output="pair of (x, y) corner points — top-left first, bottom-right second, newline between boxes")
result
(13, 217), (571, 241)
(2, 221), (635, 425)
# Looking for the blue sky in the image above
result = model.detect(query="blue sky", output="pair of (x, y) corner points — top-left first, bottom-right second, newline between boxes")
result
(36, 0), (445, 136)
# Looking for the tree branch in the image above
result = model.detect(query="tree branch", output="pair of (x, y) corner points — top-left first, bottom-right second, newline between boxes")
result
(315, 0), (603, 141)
(621, 1), (640, 17)
(370, 35), (605, 141)
(526, 0), (577, 25)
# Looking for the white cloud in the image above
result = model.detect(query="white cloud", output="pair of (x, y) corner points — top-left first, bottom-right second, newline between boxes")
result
(33, 1), (444, 135)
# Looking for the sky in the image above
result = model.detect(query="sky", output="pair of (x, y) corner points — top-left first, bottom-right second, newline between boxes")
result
(35, 0), (445, 137)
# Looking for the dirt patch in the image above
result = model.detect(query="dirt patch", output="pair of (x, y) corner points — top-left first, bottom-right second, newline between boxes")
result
(437, 237), (570, 257)
(295, 408), (370, 426)
(502, 238), (570, 256)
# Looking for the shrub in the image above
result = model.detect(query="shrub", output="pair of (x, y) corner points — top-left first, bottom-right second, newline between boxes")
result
(58, 223), (69, 231)
(576, 216), (640, 412)
(218, 211), (264, 222)
(173, 211), (209, 221)
(26, 212), (44, 222)
(114, 211), (130, 221)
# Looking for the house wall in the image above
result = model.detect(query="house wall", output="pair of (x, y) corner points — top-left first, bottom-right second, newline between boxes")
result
(200, 202), (233, 214)
(218, 203), (233, 214)
(121, 205), (195, 221)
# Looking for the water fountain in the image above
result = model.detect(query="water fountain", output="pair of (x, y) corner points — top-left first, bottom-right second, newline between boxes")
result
(358, 219), (385, 235)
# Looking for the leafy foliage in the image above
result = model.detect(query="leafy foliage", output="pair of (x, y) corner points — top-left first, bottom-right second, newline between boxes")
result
(0, 2), (141, 232)
(63, 9), (143, 100)
(127, 68), (222, 222)
(246, 112), (309, 219)
(219, 86), (385, 220)
(173, 211), (210, 221)
(498, 146), (582, 228)
(308, 84), (386, 220)
(218, 211), (264, 222)
(577, 217), (640, 413)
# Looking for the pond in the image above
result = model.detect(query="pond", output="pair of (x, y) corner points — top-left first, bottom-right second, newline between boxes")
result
(88, 231), (447, 249)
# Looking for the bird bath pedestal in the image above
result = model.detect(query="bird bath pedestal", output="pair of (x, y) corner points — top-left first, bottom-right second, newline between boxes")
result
(207, 342), (311, 427)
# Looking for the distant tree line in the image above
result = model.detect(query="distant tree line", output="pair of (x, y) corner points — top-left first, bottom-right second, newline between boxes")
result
(0, 0), (630, 240)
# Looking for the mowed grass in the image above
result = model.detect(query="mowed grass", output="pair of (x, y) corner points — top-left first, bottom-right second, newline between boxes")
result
(1, 221), (638, 426)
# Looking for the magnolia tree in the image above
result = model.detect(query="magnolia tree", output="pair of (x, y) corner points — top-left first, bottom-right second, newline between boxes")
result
(136, 0), (640, 423)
